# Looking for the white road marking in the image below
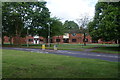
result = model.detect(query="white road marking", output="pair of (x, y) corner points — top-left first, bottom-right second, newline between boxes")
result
(56, 50), (118, 58)
(10, 48), (119, 59)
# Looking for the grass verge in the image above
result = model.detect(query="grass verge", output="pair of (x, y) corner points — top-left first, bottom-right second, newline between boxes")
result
(91, 49), (119, 54)
(2, 49), (119, 78)
(91, 47), (120, 54)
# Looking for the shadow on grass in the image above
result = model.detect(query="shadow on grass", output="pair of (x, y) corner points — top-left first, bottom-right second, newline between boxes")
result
(93, 46), (120, 51)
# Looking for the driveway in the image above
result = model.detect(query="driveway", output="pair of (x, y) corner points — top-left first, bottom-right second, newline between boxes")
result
(2, 47), (120, 62)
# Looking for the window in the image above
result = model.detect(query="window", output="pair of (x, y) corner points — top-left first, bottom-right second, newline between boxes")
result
(40, 39), (43, 41)
(72, 39), (77, 42)
(28, 39), (33, 42)
(56, 39), (60, 42)
(72, 33), (76, 36)
(63, 39), (69, 43)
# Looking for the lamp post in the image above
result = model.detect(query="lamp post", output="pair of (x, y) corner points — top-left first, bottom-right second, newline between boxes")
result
(27, 27), (30, 47)
(47, 23), (50, 47)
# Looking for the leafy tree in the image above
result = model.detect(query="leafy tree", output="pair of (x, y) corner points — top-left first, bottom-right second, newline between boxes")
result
(2, 1), (50, 45)
(2, 2), (65, 45)
(88, 2), (120, 47)
(38, 17), (64, 43)
(2, 2), (24, 45)
(63, 20), (79, 33)
(50, 17), (64, 37)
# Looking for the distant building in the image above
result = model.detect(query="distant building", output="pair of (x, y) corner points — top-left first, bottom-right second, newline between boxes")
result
(3, 33), (115, 44)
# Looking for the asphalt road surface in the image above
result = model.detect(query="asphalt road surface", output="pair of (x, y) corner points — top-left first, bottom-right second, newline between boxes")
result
(2, 47), (120, 62)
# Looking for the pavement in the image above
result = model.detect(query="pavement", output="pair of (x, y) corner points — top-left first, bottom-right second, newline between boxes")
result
(2, 47), (120, 62)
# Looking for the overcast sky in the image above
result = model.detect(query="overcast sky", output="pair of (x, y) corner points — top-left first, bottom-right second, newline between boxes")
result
(45, 0), (98, 23)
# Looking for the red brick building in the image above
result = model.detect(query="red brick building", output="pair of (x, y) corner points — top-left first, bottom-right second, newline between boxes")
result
(3, 33), (115, 44)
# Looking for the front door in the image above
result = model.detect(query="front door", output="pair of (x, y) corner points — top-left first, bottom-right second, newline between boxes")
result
(34, 38), (39, 44)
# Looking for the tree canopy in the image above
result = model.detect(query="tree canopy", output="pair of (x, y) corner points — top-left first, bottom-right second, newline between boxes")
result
(88, 2), (120, 42)
(2, 2), (50, 37)
(38, 17), (64, 38)
(2, 2), (65, 44)
(63, 20), (79, 33)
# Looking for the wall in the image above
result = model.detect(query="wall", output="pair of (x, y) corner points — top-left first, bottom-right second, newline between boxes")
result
(3, 33), (115, 44)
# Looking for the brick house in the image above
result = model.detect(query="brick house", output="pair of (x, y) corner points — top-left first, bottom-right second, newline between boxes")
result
(52, 33), (91, 44)
(3, 33), (115, 44)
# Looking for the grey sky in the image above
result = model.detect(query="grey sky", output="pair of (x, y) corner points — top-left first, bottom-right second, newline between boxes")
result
(45, 0), (98, 22)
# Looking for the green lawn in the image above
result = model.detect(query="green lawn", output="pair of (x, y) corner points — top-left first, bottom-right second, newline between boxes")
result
(2, 49), (119, 78)
(3, 44), (119, 54)
(91, 46), (120, 54)
(91, 49), (119, 54)
(4, 43), (119, 48)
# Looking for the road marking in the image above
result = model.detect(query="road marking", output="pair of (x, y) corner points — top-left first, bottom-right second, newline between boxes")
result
(5, 48), (119, 59)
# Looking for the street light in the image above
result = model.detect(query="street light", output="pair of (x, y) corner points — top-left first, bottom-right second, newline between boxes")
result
(27, 27), (30, 47)
(47, 23), (50, 47)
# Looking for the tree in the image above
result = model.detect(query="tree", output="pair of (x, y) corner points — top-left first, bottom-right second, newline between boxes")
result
(38, 17), (64, 43)
(63, 20), (79, 33)
(50, 17), (65, 37)
(88, 2), (120, 47)
(76, 14), (91, 46)
(2, 2), (24, 45)
(2, 1), (50, 45)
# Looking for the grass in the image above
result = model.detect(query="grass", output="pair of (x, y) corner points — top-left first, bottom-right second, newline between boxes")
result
(2, 49), (119, 78)
(3, 43), (119, 48)
(3, 43), (119, 54)
(91, 49), (119, 54)
(91, 46), (120, 54)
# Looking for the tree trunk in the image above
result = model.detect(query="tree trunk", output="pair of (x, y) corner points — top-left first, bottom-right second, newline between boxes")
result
(83, 33), (86, 46)
(9, 36), (12, 45)
(44, 37), (48, 47)
(2, 35), (4, 46)
(58, 36), (60, 45)
(13, 35), (21, 46)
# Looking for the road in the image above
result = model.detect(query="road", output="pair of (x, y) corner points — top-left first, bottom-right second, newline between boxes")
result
(2, 47), (120, 62)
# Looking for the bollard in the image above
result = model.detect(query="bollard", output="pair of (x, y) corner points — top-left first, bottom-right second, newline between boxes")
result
(42, 44), (45, 50)
(54, 45), (57, 50)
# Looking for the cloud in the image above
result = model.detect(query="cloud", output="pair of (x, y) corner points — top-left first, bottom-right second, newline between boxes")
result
(45, 0), (98, 22)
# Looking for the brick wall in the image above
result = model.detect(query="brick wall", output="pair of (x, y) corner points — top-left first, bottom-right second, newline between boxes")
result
(52, 33), (92, 44)
(3, 33), (115, 44)
(4, 36), (10, 43)
(13, 36), (26, 45)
